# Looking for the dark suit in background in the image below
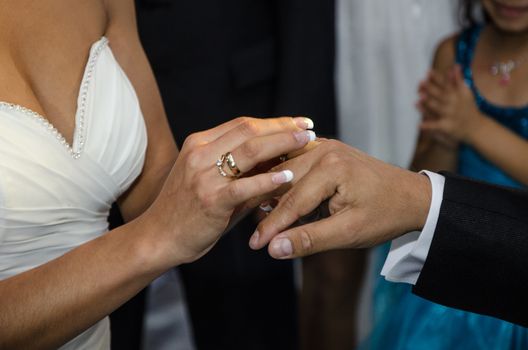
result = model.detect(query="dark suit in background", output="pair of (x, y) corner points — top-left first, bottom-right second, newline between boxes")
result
(134, 1), (336, 349)
(414, 173), (528, 328)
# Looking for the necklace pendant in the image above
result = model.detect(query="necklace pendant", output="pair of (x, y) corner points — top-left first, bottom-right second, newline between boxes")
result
(491, 59), (519, 86)
(500, 73), (511, 86)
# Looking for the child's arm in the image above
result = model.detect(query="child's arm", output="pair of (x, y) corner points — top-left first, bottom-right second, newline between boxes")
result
(419, 60), (528, 186)
(410, 128), (459, 173)
(464, 116), (528, 185)
(410, 36), (459, 173)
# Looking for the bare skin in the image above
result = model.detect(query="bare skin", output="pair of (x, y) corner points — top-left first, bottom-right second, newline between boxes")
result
(0, 1), (315, 348)
(250, 139), (432, 258)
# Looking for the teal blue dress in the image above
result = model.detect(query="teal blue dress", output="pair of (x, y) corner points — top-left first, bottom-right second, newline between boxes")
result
(359, 25), (528, 350)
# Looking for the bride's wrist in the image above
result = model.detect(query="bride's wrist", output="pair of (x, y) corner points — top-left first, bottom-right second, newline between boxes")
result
(129, 210), (188, 274)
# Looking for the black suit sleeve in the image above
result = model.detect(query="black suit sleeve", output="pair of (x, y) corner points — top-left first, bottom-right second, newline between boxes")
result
(412, 173), (528, 327)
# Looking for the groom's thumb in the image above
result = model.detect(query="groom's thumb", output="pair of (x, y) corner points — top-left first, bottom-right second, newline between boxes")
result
(267, 230), (314, 259)
(267, 214), (353, 259)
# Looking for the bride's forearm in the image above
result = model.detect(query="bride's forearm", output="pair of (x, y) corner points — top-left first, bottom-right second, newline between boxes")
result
(0, 217), (170, 350)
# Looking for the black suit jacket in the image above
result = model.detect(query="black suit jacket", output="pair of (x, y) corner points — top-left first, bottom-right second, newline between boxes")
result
(413, 173), (528, 327)
(137, 0), (336, 143)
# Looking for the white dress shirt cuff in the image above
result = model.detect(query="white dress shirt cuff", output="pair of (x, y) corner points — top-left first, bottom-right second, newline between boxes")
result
(380, 171), (445, 285)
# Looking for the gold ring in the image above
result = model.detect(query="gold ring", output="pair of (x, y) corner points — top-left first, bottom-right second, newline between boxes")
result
(216, 152), (242, 178)
(225, 152), (242, 177)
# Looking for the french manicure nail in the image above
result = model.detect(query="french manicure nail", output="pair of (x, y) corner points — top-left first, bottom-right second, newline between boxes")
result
(249, 230), (260, 249)
(272, 170), (294, 184)
(303, 118), (314, 130)
(259, 203), (274, 213)
(293, 117), (315, 130)
(293, 130), (317, 143)
(271, 238), (293, 258)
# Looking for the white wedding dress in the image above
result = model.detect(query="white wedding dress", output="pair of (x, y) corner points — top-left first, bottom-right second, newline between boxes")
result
(0, 37), (147, 349)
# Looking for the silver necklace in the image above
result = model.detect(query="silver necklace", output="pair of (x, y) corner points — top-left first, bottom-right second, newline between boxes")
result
(490, 58), (525, 85)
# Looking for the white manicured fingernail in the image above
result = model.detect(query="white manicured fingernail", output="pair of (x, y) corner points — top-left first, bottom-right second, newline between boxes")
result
(271, 238), (293, 258)
(294, 130), (316, 143)
(283, 170), (294, 182)
(259, 203), (274, 212)
(272, 170), (294, 184)
(303, 118), (314, 129)
(293, 117), (315, 130)
(249, 230), (260, 249)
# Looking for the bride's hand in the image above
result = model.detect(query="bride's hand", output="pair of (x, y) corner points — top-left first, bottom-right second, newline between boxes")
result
(140, 116), (316, 269)
(239, 138), (323, 212)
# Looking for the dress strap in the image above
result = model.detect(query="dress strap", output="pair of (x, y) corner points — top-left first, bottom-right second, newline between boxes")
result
(455, 24), (483, 86)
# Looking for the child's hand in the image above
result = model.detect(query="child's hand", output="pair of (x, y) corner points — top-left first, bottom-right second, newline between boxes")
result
(417, 65), (485, 145)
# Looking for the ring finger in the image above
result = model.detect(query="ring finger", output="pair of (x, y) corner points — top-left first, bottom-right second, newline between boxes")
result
(208, 117), (314, 159)
(215, 129), (317, 176)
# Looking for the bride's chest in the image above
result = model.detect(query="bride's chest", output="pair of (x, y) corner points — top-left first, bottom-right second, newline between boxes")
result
(0, 43), (148, 212)
(0, 0), (108, 141)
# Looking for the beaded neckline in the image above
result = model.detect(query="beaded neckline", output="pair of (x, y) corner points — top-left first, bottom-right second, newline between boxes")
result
(0, 37), (109, 159)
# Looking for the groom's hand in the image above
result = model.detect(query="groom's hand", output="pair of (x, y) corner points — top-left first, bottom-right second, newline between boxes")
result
(248, 140), (432, 259)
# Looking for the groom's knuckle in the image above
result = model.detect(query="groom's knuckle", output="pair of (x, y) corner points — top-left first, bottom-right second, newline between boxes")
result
(256, 221), (267, 235)
(326, 139), (343, 149)
(299, 229), (315, 254)
(280, 192), (300, 218)
(321, 151), (342, 167)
